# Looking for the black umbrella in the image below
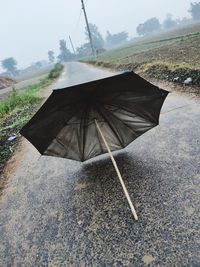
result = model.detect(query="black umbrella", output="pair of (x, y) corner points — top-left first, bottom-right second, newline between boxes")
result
(20, 71), (169, 220)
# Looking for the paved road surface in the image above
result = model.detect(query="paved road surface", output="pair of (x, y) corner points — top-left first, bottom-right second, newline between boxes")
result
(0, 62), (199, 266)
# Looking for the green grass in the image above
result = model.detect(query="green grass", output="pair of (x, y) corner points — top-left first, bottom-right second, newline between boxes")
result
(0, 85), (41, 119)
(0, 63), (64, 120)
(48, 63), (64, 79)
(1, 115), (31, 131)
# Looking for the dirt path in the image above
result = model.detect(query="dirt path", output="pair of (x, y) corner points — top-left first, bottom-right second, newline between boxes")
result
(0, 62), (200, 267)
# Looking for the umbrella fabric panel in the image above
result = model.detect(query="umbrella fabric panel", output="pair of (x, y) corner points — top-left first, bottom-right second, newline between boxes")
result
(44, 120), (123, 161)
(105, 92), (165, 124)
(20, 103), (79, 154)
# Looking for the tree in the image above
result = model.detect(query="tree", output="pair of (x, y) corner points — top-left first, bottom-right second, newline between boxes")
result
(189, 2), (200, 20)
(163, 14), (178, 30)
(34, 61), (42, 69)
(136, 17), (161, 36)
(57, 40), (72, 62)
(76, 43), (91, 58)
(1, 57), (18, 76)
(85, 23), (104, 49)
(105, 31), (128, 47)
(48, 50), (55, 63)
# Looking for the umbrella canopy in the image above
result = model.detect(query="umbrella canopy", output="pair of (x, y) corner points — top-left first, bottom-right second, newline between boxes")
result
(20, 71), (169, 161)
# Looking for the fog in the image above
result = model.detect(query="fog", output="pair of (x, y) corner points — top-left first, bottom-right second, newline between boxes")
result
(0, 0), (192, 70)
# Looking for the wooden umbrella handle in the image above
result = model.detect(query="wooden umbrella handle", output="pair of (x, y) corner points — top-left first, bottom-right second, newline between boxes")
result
(95, 119), (138, 221)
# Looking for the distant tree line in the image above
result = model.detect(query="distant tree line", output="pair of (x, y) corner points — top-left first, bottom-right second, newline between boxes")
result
(46, 23), (128, 60)
(1, 57), (18, 76)
(136, 2), (200, 36)
(2, 1), (200, 76)
(136, 14), (187, 36)
(1, 57), (50, 77)
(189, 1), (200, 20)
(75, 23), (129, 58)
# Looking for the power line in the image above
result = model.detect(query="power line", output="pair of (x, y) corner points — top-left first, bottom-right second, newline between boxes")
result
(70, 0), (90, 52)
(70, 7), (83, 51)
(73, 8), (83, 34)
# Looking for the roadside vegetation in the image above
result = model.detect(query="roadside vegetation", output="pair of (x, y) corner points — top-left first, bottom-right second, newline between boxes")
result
(48, 62), (64, 79)
(0, 63), (63, 180)
(86, 23), (200, 89)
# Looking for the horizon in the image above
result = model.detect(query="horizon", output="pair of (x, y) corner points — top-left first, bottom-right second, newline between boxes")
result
(0, 0), (193, 72)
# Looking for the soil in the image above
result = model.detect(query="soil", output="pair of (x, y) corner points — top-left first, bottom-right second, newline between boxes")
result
(0, 77), (16, 90)
(121, 34), (200, 69)
(88, 60), (200, 96)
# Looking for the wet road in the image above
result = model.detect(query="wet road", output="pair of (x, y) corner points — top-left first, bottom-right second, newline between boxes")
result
(0, 62), (200, 266)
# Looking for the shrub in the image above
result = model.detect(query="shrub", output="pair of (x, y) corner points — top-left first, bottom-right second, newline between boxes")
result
(48, 63), (64, 79)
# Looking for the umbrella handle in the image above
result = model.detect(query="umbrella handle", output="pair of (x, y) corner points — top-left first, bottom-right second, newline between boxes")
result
(95, 119), (138, 221)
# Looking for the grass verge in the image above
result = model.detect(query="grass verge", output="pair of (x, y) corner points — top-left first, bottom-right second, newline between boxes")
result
(0, 63), (63, 184)
(88, 60), (200, 87)
(48, 63), (64, 79)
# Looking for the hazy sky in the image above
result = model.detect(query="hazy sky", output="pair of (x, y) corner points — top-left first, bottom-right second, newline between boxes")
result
(0, 0), (192, 70)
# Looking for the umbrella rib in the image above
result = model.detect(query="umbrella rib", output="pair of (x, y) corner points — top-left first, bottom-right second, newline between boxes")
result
(80, 107), (89, 161)
(102, 106), (140, 138)
(95, 121), (105, 154)
(55, 137), (69, 153)
(96, 107), (125, 148)
(105, 102), (157, 125)
(103, 102), (146, 120)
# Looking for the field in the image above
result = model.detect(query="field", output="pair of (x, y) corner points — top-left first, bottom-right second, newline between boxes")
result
(91, 22), (200, 86)
(15, 65), (53, 82)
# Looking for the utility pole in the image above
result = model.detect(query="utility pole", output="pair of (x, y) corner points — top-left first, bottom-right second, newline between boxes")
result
(69, 35), (76, 54)
(81, 0), (96, 59)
